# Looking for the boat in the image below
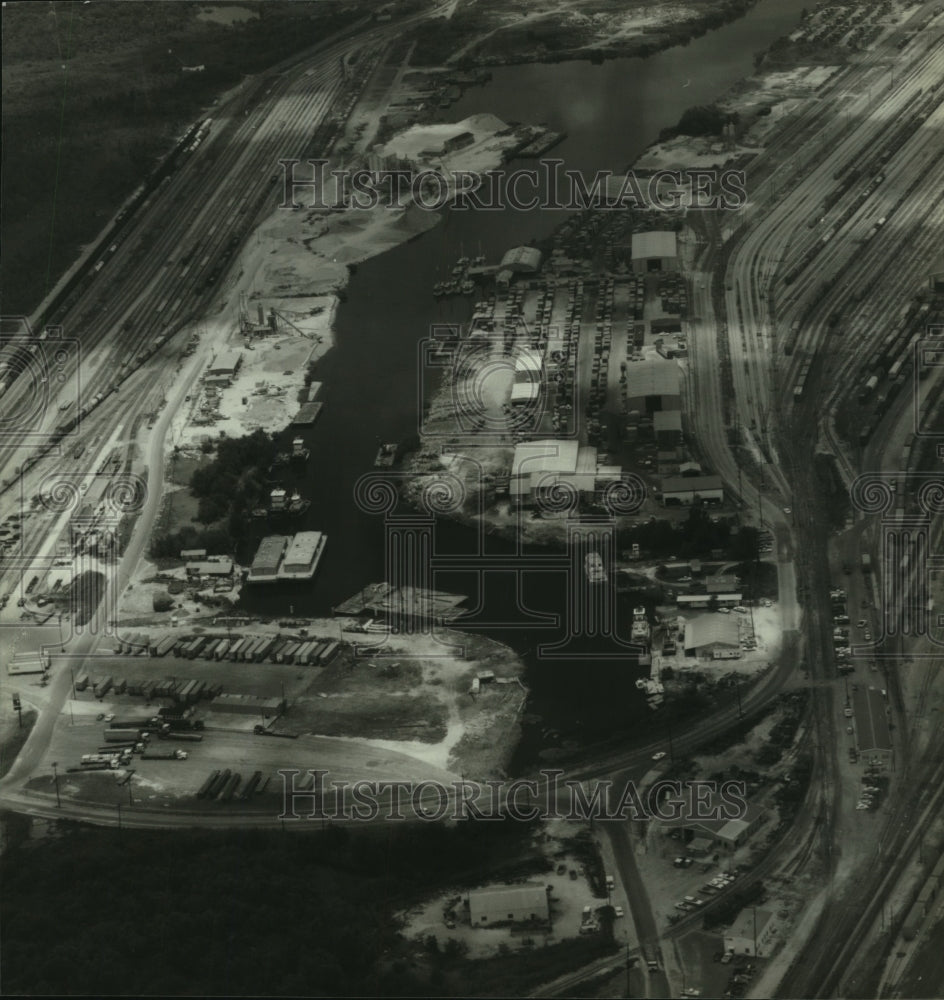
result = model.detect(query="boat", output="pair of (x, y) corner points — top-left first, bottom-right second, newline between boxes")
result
(287, 491), (311, 516)
(585, 552), (607, 584)
(374, 442), (397, 468)
(462, 281), (474, 295)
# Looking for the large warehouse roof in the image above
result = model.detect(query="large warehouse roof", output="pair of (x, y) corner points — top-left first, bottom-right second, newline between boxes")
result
(468, 884), (549, 921)
(512, 439), (579, 476)
(663, 475), (723, 495)
(501, 246), (543, 272)
(653, 410), (682, 432)
(631, 230), (677, 260)
(684, 616), (740, 649)
(624, 361), (681, 398)
(208, 349), (242, 376)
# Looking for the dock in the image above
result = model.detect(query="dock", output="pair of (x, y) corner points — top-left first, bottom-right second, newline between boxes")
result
(506, 127), (567, 160)
(333, 583), (468, 623)
(292, 401), (323, 426)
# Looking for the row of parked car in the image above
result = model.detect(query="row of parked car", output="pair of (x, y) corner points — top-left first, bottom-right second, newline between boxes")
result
(673, 871), (739, 913)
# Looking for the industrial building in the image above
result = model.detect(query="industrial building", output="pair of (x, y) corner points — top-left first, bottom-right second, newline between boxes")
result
(500, 246), (543, 273)
(468, 884), (550, 927)
(724, 908), (779, 958)
(511, 348), (543, 406)
(212, 694), (285, 719)
(683, 616), (741, 657)
(185, 555), (233, 577)
(853, 686), (893, 758)
(509, 439), (622, 506)
(706, 574), (740, 593)
(624, 361), (682, 414)
(653, 409), (683, 447)
(248, 535), (290, 583)
(630, 230), (678, 273)
(677, 593), (743, 610)
(278, 531), (327, 580)
(662, 475), (724, 506)
(205, 349), (242, 386)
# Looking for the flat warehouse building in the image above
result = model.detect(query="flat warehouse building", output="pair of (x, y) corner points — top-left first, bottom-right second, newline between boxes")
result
(631, 230), (678, 273)
(468, 884), (549, 927)
(662, 475), (724, 505)
(624, 361), (682, 414)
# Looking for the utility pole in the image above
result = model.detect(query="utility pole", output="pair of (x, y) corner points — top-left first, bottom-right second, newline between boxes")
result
(12, 693), (22, 728)
(52, 762), (61, 808)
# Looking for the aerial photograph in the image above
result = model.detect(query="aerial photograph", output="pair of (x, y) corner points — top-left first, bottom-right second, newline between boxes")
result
(1, 0), (942, 996)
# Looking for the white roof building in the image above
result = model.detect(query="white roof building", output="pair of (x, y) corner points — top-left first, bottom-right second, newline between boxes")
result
(468, 884), (549, 926)
(683, 616), (740, 653)
(501, 246), (543, 273)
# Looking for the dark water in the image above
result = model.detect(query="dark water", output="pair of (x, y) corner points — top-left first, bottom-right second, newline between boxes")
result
(240, 0), (808, 756)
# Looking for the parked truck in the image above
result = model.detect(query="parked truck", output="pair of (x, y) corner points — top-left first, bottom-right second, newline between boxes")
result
(642, 945), (659, 972)
(197, 770), (221, 798)
(81, 753), (123, 768)
(141, 749), (189, 761)
(104, 728), (149, 743)
(164, 731), (204, 742)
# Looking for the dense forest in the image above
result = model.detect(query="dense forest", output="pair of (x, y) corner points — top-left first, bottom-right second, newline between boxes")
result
(1, 1), (367, 314)
(0, 816), (618, 996)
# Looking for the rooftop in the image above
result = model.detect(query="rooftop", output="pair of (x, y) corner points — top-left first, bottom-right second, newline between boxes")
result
(631, 230), (678, 260)
(283, 531), (325, 567)
(684, 616), (740, 648)
(662, 475), (723, 494)
(501, 246), (543, 272)
(653, 410), (683, 431)
(468, 883), (549, 915)
(624, 361), (681, 398)
(250, 535), (289, 573)
(512, 439), (580, 477)
(727, 908), (775, 940)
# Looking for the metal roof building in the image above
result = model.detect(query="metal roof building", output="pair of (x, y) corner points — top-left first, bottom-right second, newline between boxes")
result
(468, 884), (550, 926)
(625, 361), (682, 414)
(500, 246), (543, 273)
(631, 230), (678, 272)
(653, 409), (683, 446)
(279, 531), (326, 579)
(724, 908), (778, 958)
(683, 616), (740, 655)
(206, 349), (242, 382)
(662, 475), (723, 506)
(248, 535), (289, 582)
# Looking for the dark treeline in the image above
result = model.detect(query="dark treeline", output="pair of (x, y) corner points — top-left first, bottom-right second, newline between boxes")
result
(1, 817), (551, 996)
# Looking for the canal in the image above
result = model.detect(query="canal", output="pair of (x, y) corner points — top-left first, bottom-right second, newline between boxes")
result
(239, 0), (809, 762)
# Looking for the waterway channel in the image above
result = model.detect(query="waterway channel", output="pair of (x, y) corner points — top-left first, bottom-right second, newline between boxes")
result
(238, 0), (810, 763)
